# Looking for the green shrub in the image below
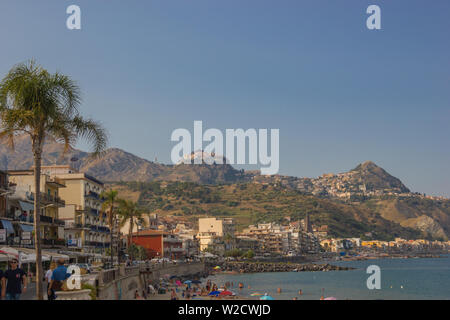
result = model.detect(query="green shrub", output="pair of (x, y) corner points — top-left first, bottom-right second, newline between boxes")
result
(81, 283), (97, 300)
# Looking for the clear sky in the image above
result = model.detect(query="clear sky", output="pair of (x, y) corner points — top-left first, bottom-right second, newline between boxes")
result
(0, 0), (449, 197)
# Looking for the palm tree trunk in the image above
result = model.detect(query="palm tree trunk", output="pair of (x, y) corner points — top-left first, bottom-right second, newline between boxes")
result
(117, 223), (120, 265)
(128, 218), (133, 260)
(32, 146), (43, 300)
(110, 208), (114, 267)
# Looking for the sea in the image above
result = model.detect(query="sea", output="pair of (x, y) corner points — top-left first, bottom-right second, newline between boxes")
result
(206, 255), (450, 300)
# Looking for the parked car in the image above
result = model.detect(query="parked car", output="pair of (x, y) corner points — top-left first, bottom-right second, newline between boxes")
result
(77, 263), (92, 274)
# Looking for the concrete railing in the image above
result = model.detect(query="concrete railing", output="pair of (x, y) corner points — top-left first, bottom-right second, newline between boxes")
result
(55, 289), (92, 300)
(96, 262), (206, 300)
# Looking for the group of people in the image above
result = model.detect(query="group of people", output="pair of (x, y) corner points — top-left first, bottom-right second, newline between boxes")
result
(0, 257), (70, 301)
(44, 258), (71, 300)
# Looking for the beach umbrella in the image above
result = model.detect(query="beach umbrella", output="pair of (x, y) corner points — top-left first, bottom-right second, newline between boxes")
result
(169, 275), (178, 279)
(324, 297), (337, 300)
(176, 280), (183, 286)
(213, 266), (221, 270)
(219, 290), (234, 296)
(208, 291), (221, 296)
(184, 280), (192, 284)
(260, 294), (274, 300)
(192, 280), (202, 284)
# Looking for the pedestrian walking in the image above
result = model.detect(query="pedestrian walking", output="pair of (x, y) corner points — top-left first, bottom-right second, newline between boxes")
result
(48, 259), (70, 299)
(45, 263), (56, 300)
(1, 258), (27, 300)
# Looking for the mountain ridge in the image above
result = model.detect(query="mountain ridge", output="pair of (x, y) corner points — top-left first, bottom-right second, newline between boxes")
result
(1, 135), (449, 239)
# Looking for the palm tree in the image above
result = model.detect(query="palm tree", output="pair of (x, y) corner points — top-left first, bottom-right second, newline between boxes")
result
(118, 200), (146, 260)
(101, 189), (119, 267)
(0, 60), (107, 300)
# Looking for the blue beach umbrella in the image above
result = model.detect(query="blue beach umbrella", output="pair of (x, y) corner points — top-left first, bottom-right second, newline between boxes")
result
(208, 291), (221, 296)
(260, 294), (274, 300)
(184, 280), (192, 284)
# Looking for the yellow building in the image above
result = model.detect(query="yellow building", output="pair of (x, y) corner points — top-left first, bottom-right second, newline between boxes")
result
(8, 170), (66, 247)
(41, 165), (110, 255)
(197, 218), (235, 253)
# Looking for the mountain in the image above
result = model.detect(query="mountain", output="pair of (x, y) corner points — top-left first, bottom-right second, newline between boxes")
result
(0, 135), (245, 184)
(253, 161), (411, 197)
(1, 135), (449, 239)
(350, 161), (410, 193)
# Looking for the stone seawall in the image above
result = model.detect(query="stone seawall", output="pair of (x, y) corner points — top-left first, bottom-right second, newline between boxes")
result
(218, 262), (353, 273)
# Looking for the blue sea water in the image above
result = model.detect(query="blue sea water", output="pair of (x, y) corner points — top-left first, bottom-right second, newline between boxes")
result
(207, 255), (450, 300)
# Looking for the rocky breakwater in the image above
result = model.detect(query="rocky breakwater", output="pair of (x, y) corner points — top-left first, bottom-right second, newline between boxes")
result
(219, 262), (354, 273)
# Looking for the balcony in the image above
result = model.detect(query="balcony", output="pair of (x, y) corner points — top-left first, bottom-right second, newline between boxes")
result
(42, 238), (65, 246)
(65, 222), (85, 229)
(40, 215), (54, 224)
(26, 192), (65, 206)
(53, 218), (65, 226)
(85, 241), (109, 248)
(89, 208), (100, 216)
(85, 191), (103, 201)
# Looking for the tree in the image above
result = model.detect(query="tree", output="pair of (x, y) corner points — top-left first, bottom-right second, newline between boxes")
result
(244, 249), (255, 259)
(118, 200), (146, 260)
(0, 60), (107, 300)
(101, 189), (119, 267)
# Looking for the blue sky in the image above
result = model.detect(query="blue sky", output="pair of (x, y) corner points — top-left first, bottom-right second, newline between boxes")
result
(0, 0), (449, 196)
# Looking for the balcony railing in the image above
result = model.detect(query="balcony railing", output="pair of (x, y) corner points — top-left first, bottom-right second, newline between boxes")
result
(89, 208), (99, 216)
(89, 225), (110, 233)
(26, 192), (65, 206)
(85, 191), (103, 201)
(53, 218), (65, 226)
(85, 241), (109, 248)
(40, 215), (54, 224)
(42, 239), (65, 246)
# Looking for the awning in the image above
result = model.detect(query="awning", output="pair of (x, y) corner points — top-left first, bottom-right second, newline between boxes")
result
(0, 220), (15, 235)
(19, 224), (34, 232)
(19, 201), (34, 212)
(0, 247), (51, 263)
(42, 250), (70, 261)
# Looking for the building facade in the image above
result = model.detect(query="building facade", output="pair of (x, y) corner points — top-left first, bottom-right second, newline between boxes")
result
(7, 170), (66, 248)
(198, 218), (235, 253)
(41, 165), (110, 255)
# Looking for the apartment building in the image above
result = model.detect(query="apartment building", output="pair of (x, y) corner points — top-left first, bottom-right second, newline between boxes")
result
(41, 165), (110, 255)
(7, 170), (66, 247)
(197, 218), (235, 253)
(238, 222), (320, 256)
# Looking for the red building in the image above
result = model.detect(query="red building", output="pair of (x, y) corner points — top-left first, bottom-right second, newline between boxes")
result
(130, 230), (185, 259)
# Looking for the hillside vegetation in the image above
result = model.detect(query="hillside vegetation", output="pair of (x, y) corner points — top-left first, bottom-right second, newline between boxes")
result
(110, 181), (423, 241)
